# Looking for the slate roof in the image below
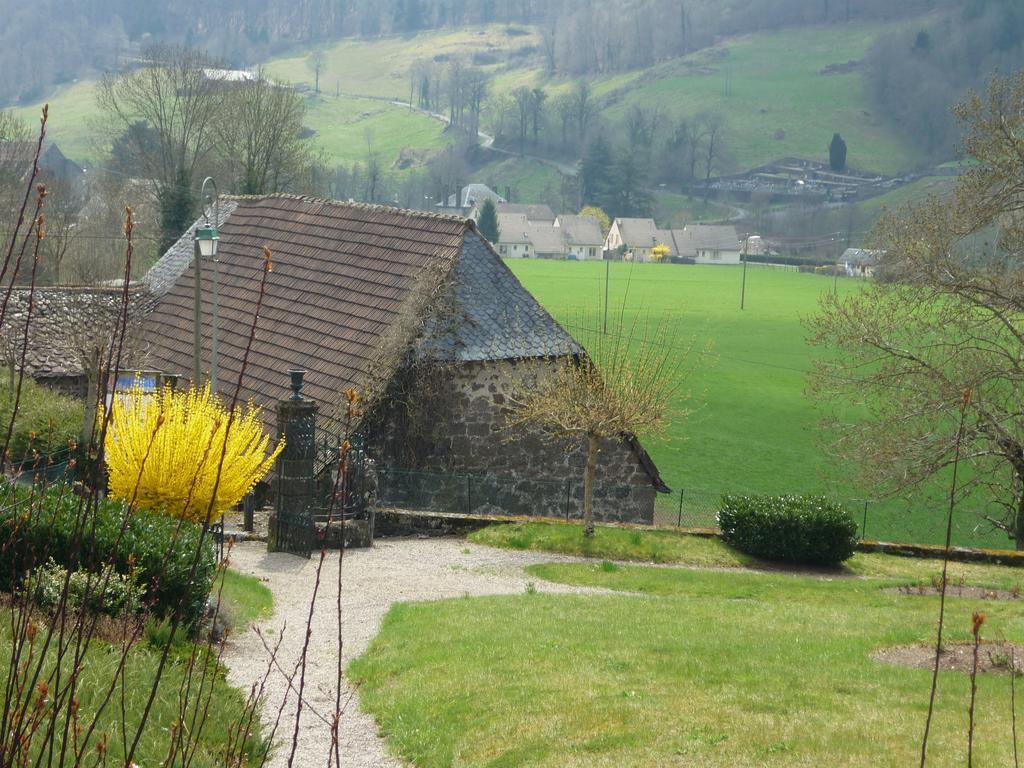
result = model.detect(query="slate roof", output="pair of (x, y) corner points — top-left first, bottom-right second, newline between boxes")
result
(445, 183), (504, 209)
(0, 287), (152, 380)
(142, 195), (577, 422)
(676, 224), (740, 254)
(0, 141), (84, 187)
(556, 215), (604, 246)
(418, 231), (578, 361)
(142, 200), (239, 296)
(525, 223), (567, 255)
(495, 213), (531, 243)
(614, 218), (662, 248)
(494, 203), (556, 222)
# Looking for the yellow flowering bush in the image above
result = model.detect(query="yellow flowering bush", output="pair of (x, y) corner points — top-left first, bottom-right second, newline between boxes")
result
(651, 243), (671, 262)
(104, 385), (284, 523)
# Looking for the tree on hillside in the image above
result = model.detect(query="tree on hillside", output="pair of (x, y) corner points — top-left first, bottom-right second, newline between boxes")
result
(214, 68), (320, 195)
(512, 318), (693, 537)
(477, 198), (500, 244)
(610, 145), (654, 218)
(530, 88), (547, 144)
(513, 86), (532, 157)
(579, 133), (615, 212)
(808, 73), (1024, 550)
(97, 45), (223, 253)
(829, 133), (848, 172)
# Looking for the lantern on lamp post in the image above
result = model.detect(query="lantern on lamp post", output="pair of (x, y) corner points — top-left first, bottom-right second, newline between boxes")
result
(192, 178), (221, 391)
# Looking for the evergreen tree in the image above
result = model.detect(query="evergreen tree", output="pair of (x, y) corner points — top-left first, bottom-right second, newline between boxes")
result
(609, 146), (653, 219)
(477, 198), (500, 244)
(158, 168), (195, 254)
(579, 133), (615, 212)
(829, 133), (848, 172)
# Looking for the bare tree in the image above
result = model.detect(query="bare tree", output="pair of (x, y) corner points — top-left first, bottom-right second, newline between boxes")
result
(40, 176), (84, 285)
(808, 73), (1024, 550)
(215, 68), (320, 195)
(512, 317), (696, 537)
(570, 80), (594, 150)
(96, 44), (222, 252)
(513, 86), (532, 156)
(364, 129), (381, 203)
(698, 112), (729, 203)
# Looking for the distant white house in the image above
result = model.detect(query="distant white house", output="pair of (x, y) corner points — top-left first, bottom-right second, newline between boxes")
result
(494, 213), (533, 258)
(604, 218), (665, 262)
(840, 248), (883, 277)
(555, 215), (604, 260)
(493, 211), (605, 260)
(605, 218), (742, 264)
(671, 224), (743, 264)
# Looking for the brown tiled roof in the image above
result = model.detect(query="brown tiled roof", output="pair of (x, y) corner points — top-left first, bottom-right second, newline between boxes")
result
(144, 196), (471, 424)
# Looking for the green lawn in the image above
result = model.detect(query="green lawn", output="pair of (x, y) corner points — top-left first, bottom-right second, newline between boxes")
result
(508, 260), (1007, 549)
(351, 560), (1024, 767)
(470, 522), (1024, 588)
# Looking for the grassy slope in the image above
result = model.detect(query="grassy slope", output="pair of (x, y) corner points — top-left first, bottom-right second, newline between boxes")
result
(351, 562), (1024, 767)
(603, 23), (926, 175)
(508, 260), (1003, 548)
(13, 80), (104, 166)
(14, 21), (929, 178)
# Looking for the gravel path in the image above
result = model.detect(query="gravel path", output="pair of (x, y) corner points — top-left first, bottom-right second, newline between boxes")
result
(223, 537), (612, 767)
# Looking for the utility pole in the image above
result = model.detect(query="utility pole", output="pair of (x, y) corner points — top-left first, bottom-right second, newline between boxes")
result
(604, 258), (610, 333)
(740, 234), (749, 310)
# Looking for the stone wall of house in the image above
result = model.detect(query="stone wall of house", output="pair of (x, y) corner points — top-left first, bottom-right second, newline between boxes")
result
(364, 359), (658, 524)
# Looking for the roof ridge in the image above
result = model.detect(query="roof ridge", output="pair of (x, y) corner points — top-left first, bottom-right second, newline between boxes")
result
(222, 193), (470, 225)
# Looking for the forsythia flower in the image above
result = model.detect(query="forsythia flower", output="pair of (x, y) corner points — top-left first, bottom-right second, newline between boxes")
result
(104, 385), (284, 523)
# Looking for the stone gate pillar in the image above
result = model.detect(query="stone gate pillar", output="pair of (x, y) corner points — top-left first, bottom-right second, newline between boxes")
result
(267, 369), (319, 555)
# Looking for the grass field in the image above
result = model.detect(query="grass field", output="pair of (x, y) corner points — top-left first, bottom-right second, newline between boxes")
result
(350, 558), (1024, 767)
(507, 260), (1007, 548)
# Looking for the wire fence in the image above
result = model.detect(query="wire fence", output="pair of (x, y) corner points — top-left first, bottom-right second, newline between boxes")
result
(379, 467), (1017, 551)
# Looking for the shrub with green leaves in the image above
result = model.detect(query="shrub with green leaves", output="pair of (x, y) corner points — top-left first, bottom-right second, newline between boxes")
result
(0, 379), (83, 463)
(22, 559), (144, 617)
(0, 483), (215, 624)
(718, 495), (858, 566)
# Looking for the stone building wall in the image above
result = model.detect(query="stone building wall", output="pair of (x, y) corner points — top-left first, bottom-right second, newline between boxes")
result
(364, 358), (659, 523)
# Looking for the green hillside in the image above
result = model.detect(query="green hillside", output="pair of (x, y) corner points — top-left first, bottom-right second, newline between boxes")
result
(12, 20), (934, 179)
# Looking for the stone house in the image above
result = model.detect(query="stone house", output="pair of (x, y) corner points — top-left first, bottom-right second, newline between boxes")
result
(142, 195), (667, 522)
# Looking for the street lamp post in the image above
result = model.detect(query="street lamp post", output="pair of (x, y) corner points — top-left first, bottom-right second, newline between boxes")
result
(193, 177), (220, 390)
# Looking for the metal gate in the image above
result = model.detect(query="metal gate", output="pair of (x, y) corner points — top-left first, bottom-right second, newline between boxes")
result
(275, 506), (314, 558)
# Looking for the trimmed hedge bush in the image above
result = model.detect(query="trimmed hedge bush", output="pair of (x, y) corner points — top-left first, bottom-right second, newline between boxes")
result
(718, 495), (858, 566)
(0, 379), (84, 463)
(0, 483), (215, 625)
